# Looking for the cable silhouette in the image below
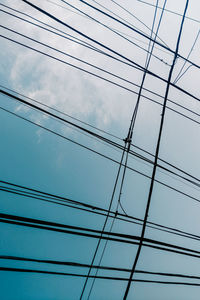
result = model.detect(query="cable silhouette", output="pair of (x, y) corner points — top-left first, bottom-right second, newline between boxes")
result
(123, 1), (190, 298)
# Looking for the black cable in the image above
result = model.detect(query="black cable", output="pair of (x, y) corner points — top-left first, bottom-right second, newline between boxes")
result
(108, 0), (168, 47)
(87, 1), (164, 298)
(2, 9), (200, 122)
(2, 180), (200, 243)
(0, 84), (120, 141)
(136, 0), (200, 24)
(1, 24), (157, 94)
(2, 213), (200, 260)
(60, 0), (169, 66)
(174, 29), (200, 84)
(79, 0), (200, 70)
(123, 2), (189, 298)
(3, 31), (200, 133)
(1, 266), (200, 286)
(2, 84), (200, 191)
(2, 255), (200, 281)
(2, 180), (200, 244)
(0, 3), (103, 53)
(1, 99), (200, 205)
(0, 35), (144, 96)
(20, 0), (200, 103)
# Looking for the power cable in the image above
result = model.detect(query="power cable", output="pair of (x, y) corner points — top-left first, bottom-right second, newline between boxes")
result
(3, 8), (200, 113)
(19, 1), (200, 104)
(60, 0), (170, 66)
(136, 0), (200, 24)
(2, 212), (200, 260)
(2, 180), (200, 244)
(79, 0), (200, 70)
(2, 180), (200, 243)
(174, 29), (200, 84)
(123, 1), (189, 298)
(1, 96), (200, 204)
(85, 2), (167, 297)
(2, 255), (200, 281)
(108, 0), (168, 47)
(1, 266), (200, 286)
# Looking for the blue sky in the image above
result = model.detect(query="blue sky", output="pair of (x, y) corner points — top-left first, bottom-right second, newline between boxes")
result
(1, 0), (200, 299)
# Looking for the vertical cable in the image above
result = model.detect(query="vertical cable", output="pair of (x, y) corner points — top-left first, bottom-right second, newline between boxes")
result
(123, 1), (190, 299)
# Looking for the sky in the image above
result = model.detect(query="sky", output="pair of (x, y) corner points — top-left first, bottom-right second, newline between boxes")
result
(0, 0), (200, 299)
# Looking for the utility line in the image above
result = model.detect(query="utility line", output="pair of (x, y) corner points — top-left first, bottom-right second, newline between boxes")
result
(89, 0), (169, 48)
(136, 0), (200, 24)
(123, 1), (189, 298)
(2, 32), (200, 118)
(1, 180), (200, 243)
(108, 0), (168, 47)
(20, 0), (200, 103)
(79, 0), (200, 70)
(47, 0), (170, 55)
(2, 213), (200, 260)
(60, 0), (170, 66)
(1, 266), (200, 286)
(174, 29), (200, 84)
(0, 3), (102, 54)
(3, 9), (200, 116)
(0, 85), (121, 141)
(87, 1), (165, 298)
(1, 84), (200, 189)
(2, 255), (200, 281)
(1, 96), (200, 203)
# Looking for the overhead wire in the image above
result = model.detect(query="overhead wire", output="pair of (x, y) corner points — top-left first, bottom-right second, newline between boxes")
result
(59, 0), (170, 66)
(1, 90), (200, 203)
(0, 3), (103, 54)
(136, 0), (200, 24)
(79, 0), (200, 70)
(2, 8), (200, 119)
(2, 212), (200, 260)
(19, 1), (200, 106)
(1, 255), (200, 283)
(85, 2), (166, 298)
(2, 84), (200, 178)
(2, 180), (200, 243)
(108, 0), (168, 47)
(1, 0), (200, 297)
(1, 266), (200, 286)
(123, 1), (190, 298)
(45, 0), (171, 61)
(173, 29), (200, 84)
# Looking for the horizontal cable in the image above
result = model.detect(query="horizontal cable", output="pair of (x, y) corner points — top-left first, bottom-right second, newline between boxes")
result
(2, 255), (200, 281)
(1, 213), (200, 259)
(1, 266), (200, 285)
(1, 180), (200, 243)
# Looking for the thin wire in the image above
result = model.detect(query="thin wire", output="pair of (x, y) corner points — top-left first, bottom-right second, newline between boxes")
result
(2, 84), (200, 190)
(60, 0), (170, 66)
(2, 180), (200, 243)
(0, 84), (121, 141)
(79, 0), (200, 70)
(87, 2), (164, 297)
(108, 0), (168, 47)
(2, 266), (200, 286)
(174, 29), (200, 84)
(20, 0), (200, 103)
(1, 97), (200, 204)
(2, 255), (200, 281)
(2, 212), (200, 259)
(3, 9), (200, 125)
(136, 0), (200, 24)
(123, 1), (189, 298)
